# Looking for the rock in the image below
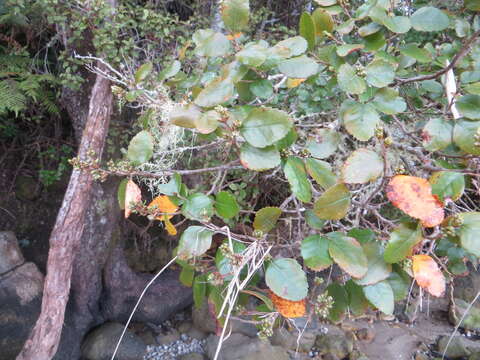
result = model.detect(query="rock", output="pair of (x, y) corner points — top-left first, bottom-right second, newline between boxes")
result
(453, 267), (480, 303)
(437, 336), (471, 359)
(179, 353), (205, 360)
(0, 231), (24, 273)
(350, 350), (370, 360)
(188, 327), (208, 340)
(356, 327), (375, 343)
(178, 321), (193, 333)
(270, 326), (315, 352)
(449, 298), (480, 331)
(157, 329), (180, 345)
(205, 333), (289, 360)
(81, 322), (147, 360)
(0, 232), (44, 360)
(138, 330), (157, 345)
(192, 302), (257, 337)
(315, 331), (354, 360)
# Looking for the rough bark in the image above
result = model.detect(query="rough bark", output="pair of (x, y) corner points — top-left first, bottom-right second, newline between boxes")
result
(16, 71), (113, 360)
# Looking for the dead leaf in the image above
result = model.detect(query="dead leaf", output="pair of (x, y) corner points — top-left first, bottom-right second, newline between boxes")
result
(287, 78), (306, 88)
(164, 217), (177, 236)
(148, 195), (178, 220)
(269, 291), (306, 318)
(226, 32), (243, 40)
(125, 180), (142, 218)
(386, 175), (444, 227)
(412, 254), (446, 297)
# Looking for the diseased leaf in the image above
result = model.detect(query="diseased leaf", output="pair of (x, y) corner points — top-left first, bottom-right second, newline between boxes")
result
(275, 36), (308, 57)
(386, 175), (444, 227)
(196, 110), (221, 134)
(412, 254), (446, 297)
(265, 258), (308, 301)
(283, 156), (312, 202)
(328, 232), (368, 279)
(124, 180), (141, 218)
(148, 195), (178, 220)
(170, 104), (201, 129)
(270, 291), (306, 318)
(314, 183), (351, 220)
(336, 44), (364, 57)
(253, 207), (282, 233)
(342, 148), (384, 184)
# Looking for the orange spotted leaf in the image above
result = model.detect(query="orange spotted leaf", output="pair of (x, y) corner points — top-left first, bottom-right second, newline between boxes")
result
(148, 195), (179, 220)
(269, 291), (306, 318)
(226, 32), (243, 40)
(125, 180), (142, 218)
(412, 254), (446, 297)
(386, 175), (444, 227)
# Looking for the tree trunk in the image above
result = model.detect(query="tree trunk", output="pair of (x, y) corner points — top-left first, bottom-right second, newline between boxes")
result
(16, 70), (113, 360)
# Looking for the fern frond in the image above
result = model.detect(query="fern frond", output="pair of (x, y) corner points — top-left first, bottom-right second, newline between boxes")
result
(0, 80), (27, 115)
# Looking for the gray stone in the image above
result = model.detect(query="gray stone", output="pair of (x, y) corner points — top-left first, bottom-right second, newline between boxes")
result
(193, 302), (257, 336)
(315, 332), (354, 360)
(206, 333), (289, 360)
(453, 267), (480, 303)
(449, 298), (480, 331)
(270, 327), (315, 352)
(179, 353), (205, 360)
(157, 329), (180, 345)
(188, 327), (208, 340)
(437, 336), (471, 359)
(81, 322), (147, 360)
(0, 231), (24, 273)
(0, 233), (43, 360)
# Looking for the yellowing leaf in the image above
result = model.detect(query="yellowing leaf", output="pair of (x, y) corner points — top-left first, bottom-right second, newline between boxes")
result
(226, 32), (243, 40)
(125, 180), (142, 218)
(412, 254), (446, 297)
(287, 78), (306, 88)
(164, 217), (177, 236)
(269, 291), (306, 318)
(148, 195), (179, 220)
(386, 175), (444, 227)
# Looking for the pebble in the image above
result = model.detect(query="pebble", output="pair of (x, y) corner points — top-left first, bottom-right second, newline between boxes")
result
(143, 334), (206, 360)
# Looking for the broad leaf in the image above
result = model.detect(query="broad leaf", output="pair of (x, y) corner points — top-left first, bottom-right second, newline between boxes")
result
(337, 63), (366, 95)
(250, 79), (273, 99)
(365, 59), (395, 88)
(221, 0), (249, 33)
(340, 100), (380, 141)
(124, 180), (141, 218)
(216, 239), (246, 277)
(314, 183), (351, 220)
(194, 78), (234, 108)
(193, 274), (207, 309)
(306, 129), (340, 159)
(179, 266), (194, 287)
(170, 104), (201, 129)
(182, 193), (214, 221)
(355, 242), (392, 286)
(196, 110), (220, 134)
(301, 235), (333, 271)
(127, 130), (154, 165)
(305, 158), (337, 189)
(429, 171), (465, 202)
(456, 95), (480, 119)
(158, 174), (182, 196)
(240, 107), (293, 148)
(328, 232), (368, 278)
(240, 143), (281, 171)
(422, 118), (453, 151)
(342, 148), (384, 184)
(326, 283), (348, 322)
(283, 156), (312, 202)
(178, 226), (214, 259)
(412, 254), (445, 297)
(193, 29), (231, 57)
(410, 7), (450, 32)
(305, 209), (326, 230)
(117, 179), (128, 210)
(458, 212), (480, 257)
(236, 43), (268, 67)
(275, 36), (307, 57)
(363, 281), (394, 315)
(278, 55), (319, 78)
(253, 206), (282, 233)
(387, 265), (411, 301)
(135, 62), (153, 83)
(453, 119), (480, 155)
(383, 16), (411, 33)
(215, 191), (240, 219)
(299, 12), (316, 51)
(400, 43), (431, 63)
(270, 292), (306, 318)
(384, 222), (422, 263)
(345, 280), (370, 316)
(336, 44), (364, 57)
(372, 88), (406, 115)
(265, 258), (308, 301)
(312, 8), (334, 35)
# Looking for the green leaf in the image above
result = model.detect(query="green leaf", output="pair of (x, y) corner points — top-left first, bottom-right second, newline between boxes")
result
(316, 0), (337, 5)
(348, 228), (376, 244)
(215, 191), (240, 219)
(236, 43), (268, 67)
(276, 36), (308, 57)
(429, 171), (465, 202)
(127, 130), (154, 165)
(410, 7), (450, 32)
(336, 44), (364, 57)
(170, 104), (201, 129)
(193, 29), (231, 57)
(221, 0), (250, 33)
(178, 226), (214, 259)
(387, 265), (410, 301)
(253, 207), (282, 233)
(193, 274), (207, 309)
(265, 258), (308, 301)
(278, 55), (319, 78)
(362, 281), (394, 315)
(159, 60), (181, 81)
(364, 31), (386, 52)
(400, 43), (431, 63)
(456, 95), (480, 119)
(355, 242), (392, 286)
(384, 222), (422, 264)
(250, 79), (273, 99)
(466, 0), (480, 11)
(240, 107), (293, 148)
(342, 148), (384, 184)
(305, 158), (337, 189)
(337, 63), (366, 95)
(239, 143), (281, 171)
(215, 239), (246, 277)
(340, 100), (380, 141)
(383, 16), (411, 34)
(328, 232), (368, 278)
(180, 266), (195, 287)
(182, 193), (215, 221)
(196, 110), (220, 134)
(301, 235), (333, 271)
(336, 19), (355, 35)
(314, 183), (351, 220)
(194, 78), (234, 108)
(365, 59), (395, 88)
(345, 280), (370, 316)
(275, 128), (298, 150)
(117, 179), (128, 210)
(306, 129), (340, 159)
(372, 88), (406, 115)
(305, 209), (326, 230)
(158, 174), (182, 196)
(453, 119), (480, 155)
(422, 117), (453, 151)
(135, 62), (153, 83)
(326, 283), (348, 322)
(358, 22), (382, 37)
(299, 12), (316, 51)
(283, 156), (312, 202)
(421, 80), (444, 93)
(312, 8), (334, 35)
(458, 212), (480, 257)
